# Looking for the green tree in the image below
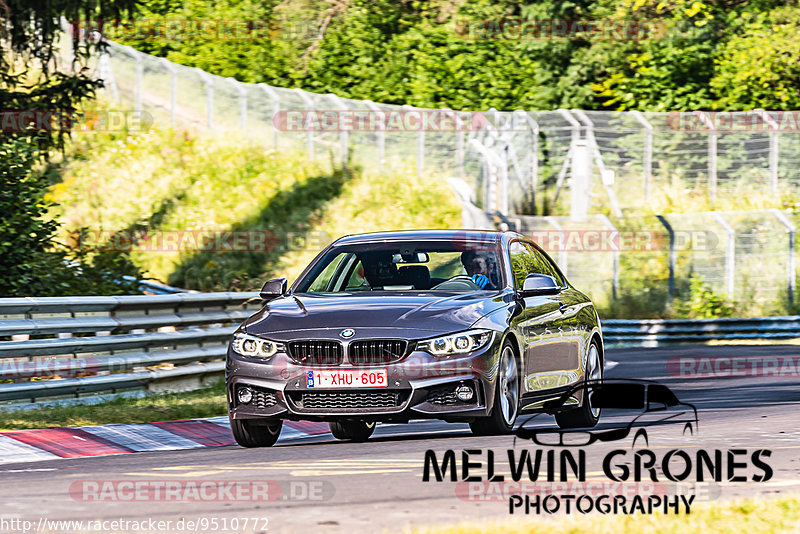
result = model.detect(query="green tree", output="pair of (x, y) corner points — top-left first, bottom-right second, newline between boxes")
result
(0, 0), (142, 296)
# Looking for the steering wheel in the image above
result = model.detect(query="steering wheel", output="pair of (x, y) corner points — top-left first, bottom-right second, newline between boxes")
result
(431, 275), (481, 291)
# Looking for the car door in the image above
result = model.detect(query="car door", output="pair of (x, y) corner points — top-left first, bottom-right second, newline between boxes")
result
(508, 241), (578, 397)
(528, 243), (595, 384)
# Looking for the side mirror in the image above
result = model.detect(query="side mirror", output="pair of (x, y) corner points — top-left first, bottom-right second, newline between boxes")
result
(260, 278), (287, 301)
(520, 273), (560, 297)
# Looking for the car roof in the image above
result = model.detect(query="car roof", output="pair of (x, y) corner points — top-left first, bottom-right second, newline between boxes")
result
(333, 229), (517, 245)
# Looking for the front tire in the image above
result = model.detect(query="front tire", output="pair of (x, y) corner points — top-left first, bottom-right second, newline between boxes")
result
(556, 340), (603, 429)
(470, 341), (519, 436)
(329, 420), (376, 442)
(230, 417), (282, 447)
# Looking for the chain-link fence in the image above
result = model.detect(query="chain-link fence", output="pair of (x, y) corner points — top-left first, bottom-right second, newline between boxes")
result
(508, 209), (796, 316)
(76, 39), (800, 218)
(56, 32), (800, 316)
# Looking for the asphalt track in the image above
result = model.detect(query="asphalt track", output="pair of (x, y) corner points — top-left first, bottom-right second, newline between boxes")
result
(2, 344), (800, 533)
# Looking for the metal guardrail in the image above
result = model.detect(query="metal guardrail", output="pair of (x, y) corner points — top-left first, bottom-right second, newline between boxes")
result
(0, 292), (259, 404)
(1, 292), (797, 405)
(603, 316), (800, 345)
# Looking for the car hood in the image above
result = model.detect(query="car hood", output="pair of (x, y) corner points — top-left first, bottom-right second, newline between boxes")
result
(242, 291), (509, 337)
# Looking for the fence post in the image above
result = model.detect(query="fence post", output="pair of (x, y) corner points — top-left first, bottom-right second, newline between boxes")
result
(365, 100), (384, 171)
(547, 218), (568, 277)
(514, 110), (539, 215)
(193, 69), (213, 129)
(293, 88), (315, 160)
(570, 141), (592, 222)
(713, 213), (735, 298)
(468, 138), (498, 212)
(552, 109), (581, 208)
(656, 215), (675, 303)
(160, 58), (176, 128)
(99, 51), (119, 102)
(573, 109), (622, 217)
(259, 84), (280, 149)
(133, 50), (143, 114)
(403, 105), (424, 178)
(771, 209), (796, 306)
(630, 110), (653, 203)
(757, 109), (780, 196)
(227, 78), (247, 131)
(598, 215), (619, 300)
(327, 94), (349, 167)
(442, 108), (463, 179)
(695, 111), (717, 201)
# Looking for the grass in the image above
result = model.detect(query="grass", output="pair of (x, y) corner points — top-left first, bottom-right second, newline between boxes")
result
(48, 126), (462, 291)
(0, 381), (226, 430)
(405, 494), (800, 534)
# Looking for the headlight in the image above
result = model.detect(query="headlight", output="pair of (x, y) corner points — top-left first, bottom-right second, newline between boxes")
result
(416, 329), (494, 356)
(231, 333), (284, 359)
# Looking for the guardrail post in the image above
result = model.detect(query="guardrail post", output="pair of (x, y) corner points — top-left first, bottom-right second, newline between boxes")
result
(656, 215), (675, 303)
(630, 110), (653, 203)
(259, 84), (280, 149)
(713, 213), (735, 298)
(771, 209), (796, 306)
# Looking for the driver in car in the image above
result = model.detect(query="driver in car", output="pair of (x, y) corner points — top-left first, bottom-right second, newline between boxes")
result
(461, 251), (498, 289)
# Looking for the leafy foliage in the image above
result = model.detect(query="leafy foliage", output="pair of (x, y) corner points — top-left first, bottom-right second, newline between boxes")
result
(122, 0), (800, 111)
(0, 0), (141, 297)
(0, 138), (141, 296)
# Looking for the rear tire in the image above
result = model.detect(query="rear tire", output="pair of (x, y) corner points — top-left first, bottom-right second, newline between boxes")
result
(329, 420), (376, 442)
(230, 417), (282, 447)
(470, 341), (519, 436)
(556, 340), (602, 429)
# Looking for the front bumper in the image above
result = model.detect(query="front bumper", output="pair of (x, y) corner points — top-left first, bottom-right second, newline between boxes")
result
(226, 338), (501, 423)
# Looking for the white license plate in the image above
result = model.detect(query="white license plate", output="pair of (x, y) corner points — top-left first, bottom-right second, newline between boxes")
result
(306, 369), (388, 389)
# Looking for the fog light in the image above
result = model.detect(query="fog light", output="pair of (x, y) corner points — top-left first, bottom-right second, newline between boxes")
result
(455, 384), (474, 402)
(237, 386), (253, 404)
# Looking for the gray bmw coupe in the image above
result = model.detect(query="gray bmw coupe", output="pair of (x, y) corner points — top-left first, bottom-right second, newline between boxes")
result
(226, 230), (604, 446)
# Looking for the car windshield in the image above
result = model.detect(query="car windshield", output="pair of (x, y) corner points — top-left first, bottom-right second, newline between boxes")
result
(294, 240), (504, 294)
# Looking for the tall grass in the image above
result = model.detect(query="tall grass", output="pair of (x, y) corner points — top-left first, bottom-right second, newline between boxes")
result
(49, 127), (461, 290)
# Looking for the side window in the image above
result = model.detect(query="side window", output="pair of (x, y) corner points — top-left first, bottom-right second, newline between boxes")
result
(529, 246), (565, 286)
(509, 241), (537, 289)
(344, 260), (367, 289)
(307, 253), (350, 292)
